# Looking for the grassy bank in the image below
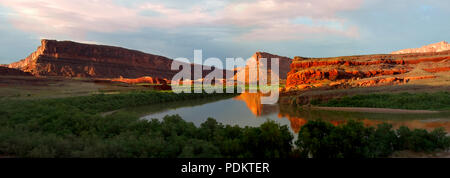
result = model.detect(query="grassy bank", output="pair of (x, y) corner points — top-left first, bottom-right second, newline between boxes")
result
(312, 92), (450, 111)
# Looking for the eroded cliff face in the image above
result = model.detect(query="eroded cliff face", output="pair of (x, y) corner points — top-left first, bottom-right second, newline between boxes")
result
(251, 52), (292, 80)
(8, 39), (225, 81)
(233, 52), (292, 84)
(286, 50), (450, 91)
(392, 41), (450, 54)
(8, 39), (180, 79)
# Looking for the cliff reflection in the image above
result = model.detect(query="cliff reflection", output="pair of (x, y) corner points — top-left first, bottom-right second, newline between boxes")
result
(233, 92), (279, 116)
(235, 93), (450, 133)
(278, 106), (450, 133)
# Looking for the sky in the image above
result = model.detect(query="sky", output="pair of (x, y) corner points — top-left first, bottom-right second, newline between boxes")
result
(0, 0), (449, 64)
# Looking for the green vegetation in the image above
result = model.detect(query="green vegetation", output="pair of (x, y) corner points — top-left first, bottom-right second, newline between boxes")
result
(312, 92), (450, 110)
(296, 120), (450, 158)
(4, 90), (234, 115)
(0, 91), (292, 158)
(0, 91), (449, 158)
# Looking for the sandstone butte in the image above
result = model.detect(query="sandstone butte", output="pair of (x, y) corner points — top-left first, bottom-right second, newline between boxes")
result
(286, 47), (450, 92)
(233, 52), (292, 84)
(7, 39), (229, 84)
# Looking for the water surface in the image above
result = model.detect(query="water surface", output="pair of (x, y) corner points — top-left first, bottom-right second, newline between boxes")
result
(136, 93), (450, 134)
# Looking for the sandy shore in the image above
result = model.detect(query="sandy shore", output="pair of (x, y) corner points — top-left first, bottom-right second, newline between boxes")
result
(310, 106), (440, 114)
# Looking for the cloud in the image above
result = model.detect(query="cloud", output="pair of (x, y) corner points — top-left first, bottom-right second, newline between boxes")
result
(0, 0), (362, 41)
(239, 23), (359, 41)
(0, 0), (214, 40)
(218, 0), (362, 41)
(220, 0), (362, 25)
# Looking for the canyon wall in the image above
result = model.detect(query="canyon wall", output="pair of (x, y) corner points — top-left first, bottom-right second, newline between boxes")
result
(8, 39), (225, 81)
(286, 50), (450, 90)
(233, 52), (292, 84)
(251, 52), (292, 80)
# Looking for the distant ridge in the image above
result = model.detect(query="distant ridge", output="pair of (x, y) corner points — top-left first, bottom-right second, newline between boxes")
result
(392, 41), (450, 54)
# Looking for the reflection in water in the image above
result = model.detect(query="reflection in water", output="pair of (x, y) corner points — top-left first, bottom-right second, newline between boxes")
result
(139, 92), (450, 134)
(280, 113), (450, 133)
(233, 92), (279, 116)
(232, 93), (450, 133)
(278, 109), (450, 133)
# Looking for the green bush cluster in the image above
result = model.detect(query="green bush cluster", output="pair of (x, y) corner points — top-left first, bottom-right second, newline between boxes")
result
(0, 113), (293, 158)
(316, 92), (450, 110)
(295, 120), (450, 158)
(0, 91), (292, 158)
(1, 91), (449, 158)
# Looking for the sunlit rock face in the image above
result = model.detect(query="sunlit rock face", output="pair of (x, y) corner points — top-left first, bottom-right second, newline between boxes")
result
(8, 39), (178, 78)
(250, 52), (292, 80)
(233, 52), (292, 84)
(286, 50), (450, 91)
(392, 41), (450, 54)
(111, 76), (169, 85)
(8, 39), (229, 79)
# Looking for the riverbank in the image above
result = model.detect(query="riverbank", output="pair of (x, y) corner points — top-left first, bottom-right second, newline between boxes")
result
(312, 92), (450, 111)
(309, 106), (441, 114)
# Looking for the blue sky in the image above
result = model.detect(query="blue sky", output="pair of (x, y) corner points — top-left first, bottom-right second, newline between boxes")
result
(0, 0), (449, 64)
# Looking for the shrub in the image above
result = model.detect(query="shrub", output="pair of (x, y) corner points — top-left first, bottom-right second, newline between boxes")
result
(296, 120), (450, 158)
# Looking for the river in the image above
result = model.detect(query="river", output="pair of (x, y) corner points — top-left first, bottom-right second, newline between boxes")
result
(133, 93), (450, 134)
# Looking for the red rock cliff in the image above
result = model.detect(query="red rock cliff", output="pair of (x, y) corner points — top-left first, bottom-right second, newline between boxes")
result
(233, 52), (292, 84)
(286, 50), (450, 90)
(9, 39), (226, 80)
(251, 52), (292, 79)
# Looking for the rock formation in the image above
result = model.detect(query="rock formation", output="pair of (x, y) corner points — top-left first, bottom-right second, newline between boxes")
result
(8, 39), (227, 80)
(0, 66), (32, 76)
(233, 52), (292, 84)
(392, 41), (450, 54)
(251, 52), (292, 80)
(286, 50), (450, 91)
(112, 76), (168, 85)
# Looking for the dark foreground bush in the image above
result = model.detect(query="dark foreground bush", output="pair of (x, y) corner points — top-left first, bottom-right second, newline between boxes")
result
(0, 91), (293, 158)
(296, 120), (450, 158)
(0, 113), (293, 158)
(1, 91), (449, 158)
